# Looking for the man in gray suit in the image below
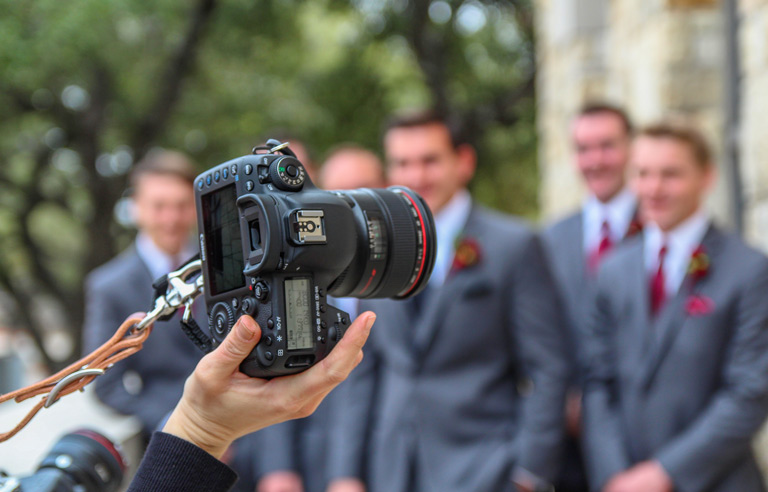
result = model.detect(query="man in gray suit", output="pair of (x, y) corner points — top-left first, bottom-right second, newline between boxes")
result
(582, 123), (768, 492)
(83, 150), (202, 436)
(542, 103), (639, 492)
(327, 111), (569, 492)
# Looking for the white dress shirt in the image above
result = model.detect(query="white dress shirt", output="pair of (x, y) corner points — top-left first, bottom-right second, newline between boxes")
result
(582, 188), (637, 255)
(135, 232), (198, 281)
(430, 189), (473, 288)
(643, 208), (710, 297)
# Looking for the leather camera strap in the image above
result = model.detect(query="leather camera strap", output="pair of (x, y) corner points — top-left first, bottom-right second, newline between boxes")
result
(0, 315), (151, 443)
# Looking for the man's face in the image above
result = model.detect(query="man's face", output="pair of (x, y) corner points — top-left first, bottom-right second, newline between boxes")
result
(320, 151), (384, 190)
(385, 123), (474, 214)
(133, 174), (197, 255)
(572, 112), (631, 202)
(630, 136), (713, 232)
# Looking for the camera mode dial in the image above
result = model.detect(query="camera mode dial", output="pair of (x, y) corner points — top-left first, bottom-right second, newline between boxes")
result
(210, 302), (235, 338)
(269, 156), (305, 191)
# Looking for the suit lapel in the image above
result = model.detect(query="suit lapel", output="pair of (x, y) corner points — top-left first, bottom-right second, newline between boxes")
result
(412, 206), (483, 356)
(641, 225), (724, 389)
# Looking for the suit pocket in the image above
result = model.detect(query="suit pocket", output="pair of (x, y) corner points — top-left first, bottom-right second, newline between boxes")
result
(462, 278), (493, 299)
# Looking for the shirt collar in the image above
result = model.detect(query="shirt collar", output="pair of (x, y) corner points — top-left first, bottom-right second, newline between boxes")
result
(135, 233), (197, 281)
(583, 187), (637, 249)
(644, 207), (710, 273)
(431, 189), (472, 286)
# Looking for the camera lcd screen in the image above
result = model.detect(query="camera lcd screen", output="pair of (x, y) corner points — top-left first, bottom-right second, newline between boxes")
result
(202, 184), (245, 296)
(285, 278), (313, 350)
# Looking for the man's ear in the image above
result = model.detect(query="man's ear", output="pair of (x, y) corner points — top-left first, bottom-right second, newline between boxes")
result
(456, 143), (477, 185)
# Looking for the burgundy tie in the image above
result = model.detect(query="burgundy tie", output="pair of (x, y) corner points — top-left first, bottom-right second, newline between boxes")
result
(589, 220), (614, 273)
(650, 244), (668, 316)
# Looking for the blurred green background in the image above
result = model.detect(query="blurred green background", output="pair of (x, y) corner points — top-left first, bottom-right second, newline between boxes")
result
(0, 0), (537, 369)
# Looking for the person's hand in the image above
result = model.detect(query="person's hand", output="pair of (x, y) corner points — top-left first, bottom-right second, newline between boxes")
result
(603, 461), (674, 492)
(257, 470), (303, 492)
(163, 311), (376, 459)
(326, 478), (366, 492)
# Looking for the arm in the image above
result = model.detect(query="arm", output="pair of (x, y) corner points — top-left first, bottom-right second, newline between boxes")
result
(581, 271), (632, 491)
(508, 234), (570, 484)
(653, 262), (768, 491)
(127, 312), (375, 491)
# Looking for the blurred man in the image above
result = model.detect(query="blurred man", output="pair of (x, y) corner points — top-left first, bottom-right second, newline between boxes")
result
(319, 144), (385, 190)
(541, 103), (639, 492)
(327, 111), (569, 492)
(582, 124), (768, 492)
(258, 144), (387, 492)
(83, 150), (201, 436)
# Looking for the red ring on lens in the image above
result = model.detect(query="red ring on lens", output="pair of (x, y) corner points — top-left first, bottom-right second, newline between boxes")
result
(398, 191), (428, 297)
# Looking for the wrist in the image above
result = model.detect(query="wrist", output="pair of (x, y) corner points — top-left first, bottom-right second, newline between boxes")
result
(163, 401), (232, 459)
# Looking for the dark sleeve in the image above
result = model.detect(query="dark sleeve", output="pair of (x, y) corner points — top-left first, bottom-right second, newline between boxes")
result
(508, 233), (569, 482)
(655, 260), (768, 491)
(326, 328), (379, 481)
(127, 432), (237, 492)
(581, 267), (632, 491)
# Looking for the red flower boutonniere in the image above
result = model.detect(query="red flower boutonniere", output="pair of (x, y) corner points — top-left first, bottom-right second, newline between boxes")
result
(625, 215), (644, 239)
(687, 245), (710, 282)
(685, 245), (713, 316)
(450, 237), (482, 275)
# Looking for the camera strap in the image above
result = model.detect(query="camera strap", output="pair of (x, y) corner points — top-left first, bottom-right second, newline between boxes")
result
(0, 315), (150, 443)
(0, 258), (208, 443)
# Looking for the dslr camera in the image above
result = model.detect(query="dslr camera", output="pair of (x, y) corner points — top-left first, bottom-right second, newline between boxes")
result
(195, 140), (436, 378)
(0, 430), (125, 492)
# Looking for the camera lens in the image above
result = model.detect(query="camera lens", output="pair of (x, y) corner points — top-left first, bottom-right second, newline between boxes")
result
(328, 186), (437, 299)
(37, 429), (126, 492)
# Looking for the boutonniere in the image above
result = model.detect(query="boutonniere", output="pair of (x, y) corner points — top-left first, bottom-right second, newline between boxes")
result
(450, 236), (482, 275)
(685, 245), (713, 316)
(625, 213), (644, 239)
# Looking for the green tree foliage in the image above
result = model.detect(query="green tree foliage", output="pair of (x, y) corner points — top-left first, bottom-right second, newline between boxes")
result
(0, 0), (537, 369)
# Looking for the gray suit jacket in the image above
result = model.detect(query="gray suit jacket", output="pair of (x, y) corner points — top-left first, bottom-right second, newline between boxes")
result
(82, 247), (202, 433)
(582, 226), (768, 492)
(329, 205), (569, 492)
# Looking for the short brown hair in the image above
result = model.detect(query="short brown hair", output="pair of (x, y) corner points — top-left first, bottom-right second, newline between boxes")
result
(130, 149), (198, 190)
(383, 109), (466, 148)
(577, 101), (633, 135)
(637, 123), (713, 169)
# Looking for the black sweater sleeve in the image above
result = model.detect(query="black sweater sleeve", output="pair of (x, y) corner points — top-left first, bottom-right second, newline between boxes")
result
(127, 432), (238, 492)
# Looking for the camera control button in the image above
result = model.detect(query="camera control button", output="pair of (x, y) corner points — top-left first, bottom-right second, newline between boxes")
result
(246, 180), (255, 191)
(210, 303), (235, 338)
(222, 168), (229, 179)
(197, 179), (204, 190)
(214, 171), (220, 182)
(341, 316), (348, 325)
(206, 175), (212, 186)
(242, 297), (257, 316)
(286, 164), (299, 178)
(267, 318), (274, 329)
(231, 164), (238, 175)
(264, 351), (274, 361)
(244, 164), (253, 175)
(231, 298), (239, 309)
(263, 336), (273, 346)
(321, 320), (327, 329)
(319, 304), (326, 313)
(253, 281), (269, 301)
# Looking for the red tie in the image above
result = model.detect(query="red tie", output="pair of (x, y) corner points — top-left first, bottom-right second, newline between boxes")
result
(589, 220), (614, 273)
(650, 244), (668, 316)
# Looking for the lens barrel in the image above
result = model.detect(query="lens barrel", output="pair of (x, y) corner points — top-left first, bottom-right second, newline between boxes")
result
(328, 186), (436, 300)
(37, 429), (126, 492)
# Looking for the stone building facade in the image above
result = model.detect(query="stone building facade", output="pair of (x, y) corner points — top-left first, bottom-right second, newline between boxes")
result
(535, 0), (768, 253)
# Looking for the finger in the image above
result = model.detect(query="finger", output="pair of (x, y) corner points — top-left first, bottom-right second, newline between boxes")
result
(203, 315), (262, 380)
(281, 311), (375, 398)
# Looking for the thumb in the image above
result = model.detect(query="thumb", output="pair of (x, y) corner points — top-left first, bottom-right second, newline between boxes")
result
(206, 315), (262, 379)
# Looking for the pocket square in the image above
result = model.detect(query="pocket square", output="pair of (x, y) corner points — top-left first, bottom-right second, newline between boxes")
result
(685, 294), (714, 316)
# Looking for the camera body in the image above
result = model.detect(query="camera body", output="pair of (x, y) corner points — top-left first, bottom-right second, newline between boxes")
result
(195, 142), (436, 378)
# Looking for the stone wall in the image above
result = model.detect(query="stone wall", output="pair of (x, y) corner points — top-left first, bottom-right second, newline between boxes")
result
(535, 0), (730, 225)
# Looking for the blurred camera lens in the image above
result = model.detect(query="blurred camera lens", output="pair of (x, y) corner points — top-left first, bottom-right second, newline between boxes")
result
(328, 186), (437, 299)
(36, 429), (126, 492)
